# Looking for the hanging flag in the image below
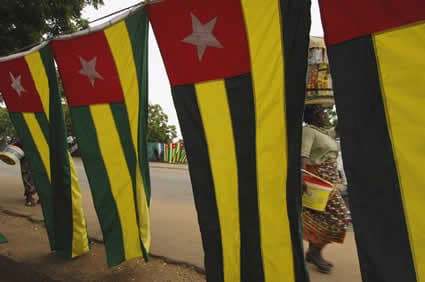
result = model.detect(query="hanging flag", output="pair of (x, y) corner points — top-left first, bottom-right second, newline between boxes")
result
(164, 143), (169, 162)
(0, 44), (89, 258)
(177, 142), (184, 163)
(171, 143), (177, 163)
(148, 1), (310, 281)
(51, 6), (151, 267)
(319, 1), (425, 281)
(170, 143), (174, 163)
(173, 143), (180, 163)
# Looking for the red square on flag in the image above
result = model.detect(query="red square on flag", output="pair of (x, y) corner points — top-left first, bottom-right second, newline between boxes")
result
(51, 31), (125, 107)
(0, 58), (44, 113)
(319, 0), (425, 45)
(148, 0), (251, 86)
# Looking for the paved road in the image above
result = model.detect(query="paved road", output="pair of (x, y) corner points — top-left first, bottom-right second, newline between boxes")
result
(0, 159), (204, 267)
(0, 160), (361, 281)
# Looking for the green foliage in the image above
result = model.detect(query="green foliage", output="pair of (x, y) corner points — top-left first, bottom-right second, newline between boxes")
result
(0, 103), (178, 148)
(147, 104), (177, 143)
(0, 102), (72, 150)
(0, 107), (16, 147)
(0, 0), (103, 110)
(0, 0), (104, 56)
(62, 103), (73, 136)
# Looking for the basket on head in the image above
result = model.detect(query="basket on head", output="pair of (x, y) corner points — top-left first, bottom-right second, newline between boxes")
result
(0, 145), (24, 166)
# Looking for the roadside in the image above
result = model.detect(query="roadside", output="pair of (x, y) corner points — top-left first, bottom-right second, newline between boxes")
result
(0, 212), (205, 282)
(0, 255), (58, 282)
(0, 161), (361, 282)
(147, 161), (188, 171)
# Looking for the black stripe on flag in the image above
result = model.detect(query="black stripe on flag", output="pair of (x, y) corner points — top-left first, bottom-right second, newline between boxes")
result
(225, 73), (265, 282)
(281, 0), (311, 280)
(41, 45), (74, 258)
(172, 85), (224, 282)
(328, 35), (417, 282)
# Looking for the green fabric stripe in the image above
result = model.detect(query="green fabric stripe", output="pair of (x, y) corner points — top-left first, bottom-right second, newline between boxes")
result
(109, 103), (140, 232)
(8, 112), (55, 250)
(69, 106), (125, 266)
(40, 46), (74, 258)
(280, 1), (311, 281)
(224, 73), (264, 281)
(171, 85), (224, 282)
(126, 8), (151, 205)
(35, 112), (49, 144)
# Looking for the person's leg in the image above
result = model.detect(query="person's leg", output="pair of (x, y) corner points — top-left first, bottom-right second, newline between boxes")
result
(20, 161), (36, 207)
(306, 242), (332, 273)
(23, 184), (36, 206)
(313, 242), (333, 266)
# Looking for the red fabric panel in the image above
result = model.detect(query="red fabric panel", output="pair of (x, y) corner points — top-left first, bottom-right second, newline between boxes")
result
(148, 0), (250, 86)
(0, 57), (44, 113)
(319, 0), (425, 46)
(51, 31), (124, 107)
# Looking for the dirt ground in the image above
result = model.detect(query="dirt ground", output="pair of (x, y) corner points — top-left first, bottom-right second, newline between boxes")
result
(0, 212), (205, 282)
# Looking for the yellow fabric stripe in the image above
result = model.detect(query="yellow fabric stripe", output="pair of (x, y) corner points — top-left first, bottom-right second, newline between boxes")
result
(90, 104), (142, 260)
(24, 52), (50, 120)
(374, 22), (425, 281)
(22, 113), (51, 181)
(241, 1), (294, 281)
(69, 152), (90, 257)
(195, 80), (240, 282)
(104, 21), (151, 252)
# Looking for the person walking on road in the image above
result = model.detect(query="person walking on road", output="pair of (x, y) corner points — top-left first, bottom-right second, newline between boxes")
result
(301, 105), (350, 273)
(14, 141), (38, 207)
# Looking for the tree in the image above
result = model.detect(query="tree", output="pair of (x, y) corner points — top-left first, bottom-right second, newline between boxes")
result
(62, 103), (73, 136)
(0, 0), (104, 56)
(0, 1), (104, 104)
(147, 104), (177, 143)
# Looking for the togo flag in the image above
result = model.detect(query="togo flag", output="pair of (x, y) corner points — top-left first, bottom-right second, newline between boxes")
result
(51, 6), (151, 267)
(0, 44), (89, 258)
(148, 1), (310, 281)
(163, 144), (169, 162)
(320, 0), (425, 281)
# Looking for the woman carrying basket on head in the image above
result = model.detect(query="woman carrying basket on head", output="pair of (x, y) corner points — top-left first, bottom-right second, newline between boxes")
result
(0, 140), (38, 207)
(301, 105), (350, 273)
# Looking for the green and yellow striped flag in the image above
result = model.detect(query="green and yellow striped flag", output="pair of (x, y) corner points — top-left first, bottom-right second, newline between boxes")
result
(149, 0), (310, 281)
(51, 7), (151, 267)
(164, 144), (169, 162)
(320, 0), (425, 281)
(0, 44), (90, 258)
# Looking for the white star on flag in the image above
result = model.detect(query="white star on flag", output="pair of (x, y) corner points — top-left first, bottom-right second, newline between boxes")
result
(79, 56), (104, 87)
(182, 13), (223, 61)
(9, 72), (26, 96)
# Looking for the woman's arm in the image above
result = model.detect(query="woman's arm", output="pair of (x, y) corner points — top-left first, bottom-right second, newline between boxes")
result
(301, 126), (314, 193)
(301, 157), (308, 170)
